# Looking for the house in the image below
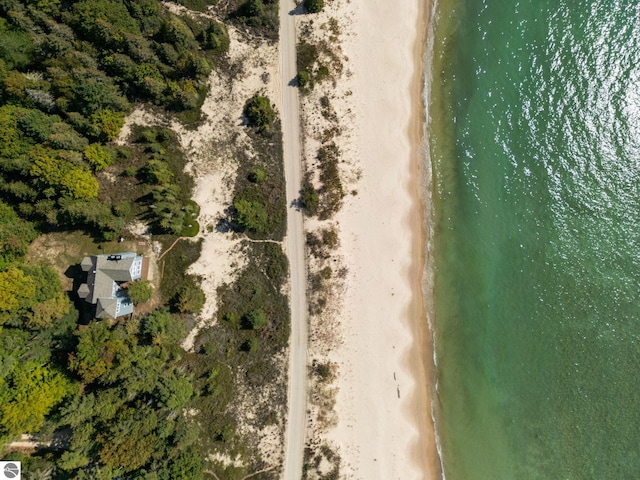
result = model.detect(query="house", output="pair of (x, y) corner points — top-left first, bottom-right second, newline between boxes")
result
(77, 252), (149, 319)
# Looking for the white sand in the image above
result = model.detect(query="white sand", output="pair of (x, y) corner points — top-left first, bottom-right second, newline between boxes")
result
(298, 0), (441, 478)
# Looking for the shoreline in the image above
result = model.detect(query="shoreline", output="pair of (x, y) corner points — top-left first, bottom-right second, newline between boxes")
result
(407, 0), (441, 476)
(318, 0), (441, 477)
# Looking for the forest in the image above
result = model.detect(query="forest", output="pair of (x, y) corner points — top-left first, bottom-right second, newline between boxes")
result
(0, 0), (287, 478)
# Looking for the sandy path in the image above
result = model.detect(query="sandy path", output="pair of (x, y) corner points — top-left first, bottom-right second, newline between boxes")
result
(278, 1), (309, 479)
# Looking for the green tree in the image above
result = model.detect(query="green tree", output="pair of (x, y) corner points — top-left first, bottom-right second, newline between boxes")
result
(142, 309), (185, 346)
(61, 167), (99, 199)
(0, 266), (36, 314)
(300, 177), (319, 215)
(90, 110), (125, 141)
(127, 280), (154, 305)
(68, 322), (126, 383)
(304, 0), (325, 13)
(234, 198), (268, 233)
(243, 95), (275, 132)
(0, 202), (38, 267)
(297, 70), (311, 88)
(0, 363), (72, 435)
(154, 376), (192, 410)
(202, 21), (230, 55)
(84, 143), (112, 171)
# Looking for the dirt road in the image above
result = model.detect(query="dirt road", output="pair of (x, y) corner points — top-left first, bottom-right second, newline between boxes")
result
(279, 1), (308, 479)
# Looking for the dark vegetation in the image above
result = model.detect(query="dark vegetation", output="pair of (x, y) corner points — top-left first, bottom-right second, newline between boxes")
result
(0, 0), (225, 241)
(183, 90), (289, 477)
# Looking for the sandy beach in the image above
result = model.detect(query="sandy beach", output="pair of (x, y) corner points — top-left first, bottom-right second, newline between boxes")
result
(299, 0), (441, 478)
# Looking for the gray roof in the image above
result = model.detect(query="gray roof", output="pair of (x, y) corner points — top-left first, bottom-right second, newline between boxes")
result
(81, 257), (93, 272)
(77, 252), (144, 319)
(77, 283), (90, 299)
(94, 256), (135, 282)
(96, 298), (118, 319)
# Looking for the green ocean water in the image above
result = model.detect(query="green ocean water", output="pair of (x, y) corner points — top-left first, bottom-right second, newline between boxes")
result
(429, 1), (640, 479)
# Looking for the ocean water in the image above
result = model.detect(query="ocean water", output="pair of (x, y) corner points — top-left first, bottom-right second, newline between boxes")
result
(429, 1), (640, 479)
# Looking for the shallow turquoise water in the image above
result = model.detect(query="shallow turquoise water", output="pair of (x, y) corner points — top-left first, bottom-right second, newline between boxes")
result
(429, 1), (640, 478)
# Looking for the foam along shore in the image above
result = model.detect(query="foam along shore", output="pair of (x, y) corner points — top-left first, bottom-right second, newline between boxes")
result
(318, 0), (441, 478)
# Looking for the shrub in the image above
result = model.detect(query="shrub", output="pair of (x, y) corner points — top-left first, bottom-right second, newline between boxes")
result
(297, 70), (311, 88)
(243, 95), (275, 133)
(241, 337), (259, 352)
(300, 178), (319, 216)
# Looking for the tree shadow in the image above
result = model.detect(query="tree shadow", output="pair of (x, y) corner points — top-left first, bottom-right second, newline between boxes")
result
(289, 3), (306, 15)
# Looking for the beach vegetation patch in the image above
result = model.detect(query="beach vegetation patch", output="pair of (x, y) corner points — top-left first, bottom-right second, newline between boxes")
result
(193, 242), (290, 475)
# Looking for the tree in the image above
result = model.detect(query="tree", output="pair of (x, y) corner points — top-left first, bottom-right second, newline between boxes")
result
(154, 376), (192, 410)
(142, 309), (185, 345)
(84, 144), (112, 171)
(234, 198), (268, 233)
(61, 167), (99, 199)
(0, 266), (36, 315)
(90, 110), (125, 141)
(300, 178), (319, 216)
(243, 95), (275, 132)
(0, 363), (72, 435)
(0, 202), (38, 267)
(202, 21), (230, 55)
(127, 280), (154, 305)
(304, 0), (324, 13)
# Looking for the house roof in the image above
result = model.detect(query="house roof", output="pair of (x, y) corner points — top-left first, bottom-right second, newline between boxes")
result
(77, 283), (90, 299)
(80, 257), (93, 272)
(96, 298), (118, 319)
(78, 252), (145, 319)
